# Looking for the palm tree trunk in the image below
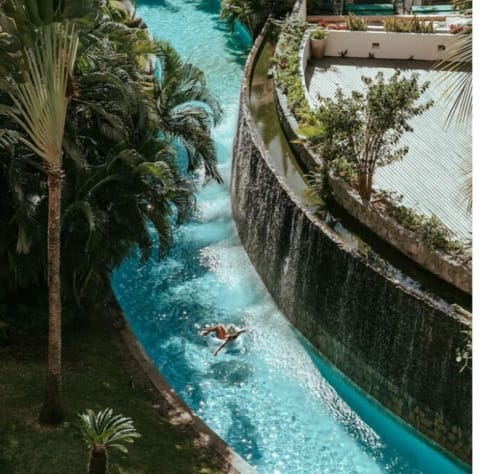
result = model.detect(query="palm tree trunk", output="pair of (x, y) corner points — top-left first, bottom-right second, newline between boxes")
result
(39, 165), (64, 424)
(88, 445), (108, 474)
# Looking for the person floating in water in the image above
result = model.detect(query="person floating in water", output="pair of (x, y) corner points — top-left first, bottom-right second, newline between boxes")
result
(201, 324), (247, 356)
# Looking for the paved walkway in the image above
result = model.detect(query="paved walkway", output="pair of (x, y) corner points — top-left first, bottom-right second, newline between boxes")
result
(305, 58), (471, 240)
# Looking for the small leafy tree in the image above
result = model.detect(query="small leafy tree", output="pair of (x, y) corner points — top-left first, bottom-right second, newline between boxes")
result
(312, 71), (433, 201)
(78, 408), (141, 474)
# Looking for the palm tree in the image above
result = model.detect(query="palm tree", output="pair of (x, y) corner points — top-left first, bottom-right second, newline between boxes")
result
(435, 0), (472, 124)
(61, 140), (195, 305)
(1, 0), (217, 314)
(59, 18), (197, 304)
(220, 0), (292, 37)
(154, 41), (223, 183)
(0, 1), (223, 322)
(221, 0), (258, 36)
(435, 0), (472, 212)
(0, 0), (95, 423)
(78, 408), (141, 474)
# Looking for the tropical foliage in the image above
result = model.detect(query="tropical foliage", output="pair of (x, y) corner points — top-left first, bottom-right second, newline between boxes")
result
(78, 408), (140, 474)
(0, 0), (100, 424)
(346, 13), (367, 32)
(0, 0), (221, 425)
(310, 27), (327, 39)
(154, 41), (223, 183)
(0, 1), (221, 319)
(435, 0), (471, 124)
(435, 0), (472, 212)
(373, 191), (468, 260)
(273, 16), (309, 118)
(383, 16), (434, 33)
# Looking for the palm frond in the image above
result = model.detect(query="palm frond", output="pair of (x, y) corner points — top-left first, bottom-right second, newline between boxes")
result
(434, 12), (472, 125)
(5, 21), (79, 165)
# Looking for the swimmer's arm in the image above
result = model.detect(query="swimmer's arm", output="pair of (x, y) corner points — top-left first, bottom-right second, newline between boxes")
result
(214, 339), (231, 356)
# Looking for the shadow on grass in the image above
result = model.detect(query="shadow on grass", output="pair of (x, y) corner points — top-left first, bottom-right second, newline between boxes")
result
(0, 318), (224, 474)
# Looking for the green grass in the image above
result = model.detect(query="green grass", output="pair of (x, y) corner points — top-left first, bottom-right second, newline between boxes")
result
(0, 319), (224, 474)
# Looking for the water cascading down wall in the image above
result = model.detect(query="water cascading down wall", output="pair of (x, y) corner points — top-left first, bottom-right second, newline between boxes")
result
(230, 23), (472, 464)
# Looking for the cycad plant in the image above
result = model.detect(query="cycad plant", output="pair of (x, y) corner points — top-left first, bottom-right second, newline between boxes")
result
(78, 408), (141, 474)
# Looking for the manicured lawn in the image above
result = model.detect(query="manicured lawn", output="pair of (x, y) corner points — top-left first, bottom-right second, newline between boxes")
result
(0, 318), (224, 474)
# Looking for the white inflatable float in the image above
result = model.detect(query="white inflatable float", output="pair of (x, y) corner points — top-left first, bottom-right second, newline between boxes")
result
(205, 332), (245, 354)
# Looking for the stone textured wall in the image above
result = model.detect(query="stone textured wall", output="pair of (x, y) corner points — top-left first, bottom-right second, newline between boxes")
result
(231, 21), (472, 464)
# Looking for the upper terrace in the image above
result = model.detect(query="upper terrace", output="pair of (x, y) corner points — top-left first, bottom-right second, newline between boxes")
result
(306, 57), (471, 239)
(303, 6), (471, 238)
(274, 3), (471, 293)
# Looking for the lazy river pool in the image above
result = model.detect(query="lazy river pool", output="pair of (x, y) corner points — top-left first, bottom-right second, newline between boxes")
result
(112, 1), (469, 473)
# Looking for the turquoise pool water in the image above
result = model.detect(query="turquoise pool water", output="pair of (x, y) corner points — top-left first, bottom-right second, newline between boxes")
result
(112, 1), (469, 473)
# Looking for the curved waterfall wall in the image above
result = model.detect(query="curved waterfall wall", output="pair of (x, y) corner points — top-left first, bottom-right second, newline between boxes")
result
(231, 26), (471, 463)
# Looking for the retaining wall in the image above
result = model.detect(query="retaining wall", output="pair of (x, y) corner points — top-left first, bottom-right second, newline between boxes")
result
(231, 10), (472, 464)
(328, 174), (472, 294)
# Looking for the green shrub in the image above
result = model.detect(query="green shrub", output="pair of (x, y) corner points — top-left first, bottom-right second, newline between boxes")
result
(330, 158), (358, 185)
(418, 215), (464, 253)
(274, 16), (309, 116)
(410, 15), (435, 33)
(310, 28), (327, 39)
(346, 13), (367, 31)
(376, 190), (468, 259)
(383, 17), (400, 32)
(384, 16), (434, 33)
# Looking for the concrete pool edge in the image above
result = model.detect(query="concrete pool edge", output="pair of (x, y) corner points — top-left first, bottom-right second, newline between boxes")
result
(106, 293), (257, 474)
(230, 2), (472, 464)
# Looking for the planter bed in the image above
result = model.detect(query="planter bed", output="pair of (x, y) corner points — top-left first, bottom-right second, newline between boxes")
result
(328, 174), (471, 294)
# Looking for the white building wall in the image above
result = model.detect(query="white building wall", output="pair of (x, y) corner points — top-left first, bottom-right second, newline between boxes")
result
(323, 31), (454, 60)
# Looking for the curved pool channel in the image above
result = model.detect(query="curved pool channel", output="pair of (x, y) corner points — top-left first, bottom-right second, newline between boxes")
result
(112, 1), (469, 473)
